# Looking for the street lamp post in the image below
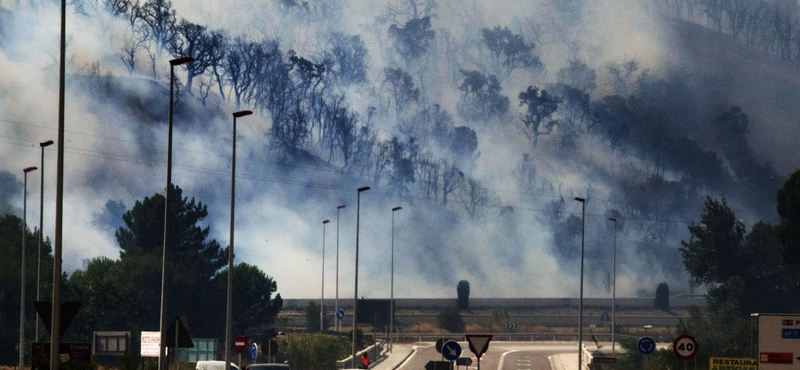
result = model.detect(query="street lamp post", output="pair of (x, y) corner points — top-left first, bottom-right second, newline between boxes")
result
(573, 196), (586, 370)
(159, 56), (193, 370)
(20, 165), (38, 370)
(607, 217), (618, 354)
(335, 205), (345, 332)
(51, 1), (67, 368)
(389, 206), (401, 353)
(225, 109), (252, 370)
(352, 186), (370, 368)
(321, 220), (330, 332)
(643, 324), (653, 369)
(751, 313), (759, 357)
(36, 140), (53, 343)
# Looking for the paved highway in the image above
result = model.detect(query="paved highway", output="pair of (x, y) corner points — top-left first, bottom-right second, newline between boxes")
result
(396, 342), (579, 370)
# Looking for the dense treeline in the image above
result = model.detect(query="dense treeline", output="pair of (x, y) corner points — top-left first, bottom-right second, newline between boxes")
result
(0, 186), (282, 365)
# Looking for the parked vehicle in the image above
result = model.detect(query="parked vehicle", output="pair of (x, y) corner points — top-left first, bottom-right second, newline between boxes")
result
(196, 361), (241, 370)
(244, 363), (291, 370)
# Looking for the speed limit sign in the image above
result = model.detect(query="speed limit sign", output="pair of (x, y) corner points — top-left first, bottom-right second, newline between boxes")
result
(673, 334), (698, 359)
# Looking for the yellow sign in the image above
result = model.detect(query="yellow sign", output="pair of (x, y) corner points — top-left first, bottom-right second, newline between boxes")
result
(709, 357), (757, 370)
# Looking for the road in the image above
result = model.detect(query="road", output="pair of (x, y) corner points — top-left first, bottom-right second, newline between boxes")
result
(395, 342), (579, 370)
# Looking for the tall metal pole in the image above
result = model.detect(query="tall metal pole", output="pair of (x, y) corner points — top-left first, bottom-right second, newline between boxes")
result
(20, 166), (37, 370)
(51, 1), (67, 369)
(336, 205), (345, 331)
(321, 220), (329, 332)
(160, 56), (193, 370)
(352, 186), (370, 368)
(36, 140), (53, 343)
(573, 197), (586, 370)
(226, 110), (251, 370)
(608, 217), (617, 354)
(390, 206), (401, 353)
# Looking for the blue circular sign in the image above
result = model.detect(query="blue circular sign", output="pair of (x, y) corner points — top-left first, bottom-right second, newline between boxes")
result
(442, 340), (462, 361)
(336, 308), (345, 320)
(251, 343), (258, 362)
(637, 336), (656, 355)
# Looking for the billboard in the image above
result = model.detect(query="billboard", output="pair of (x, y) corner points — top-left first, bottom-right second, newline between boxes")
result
(357, 299), (392, 327)
(141, 331), (161, 358)
(757, 314), (800, 370)
(93, 331), (130, 356)
(709, 358), (757, 370)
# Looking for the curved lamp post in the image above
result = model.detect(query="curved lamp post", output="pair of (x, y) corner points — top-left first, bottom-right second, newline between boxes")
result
(159, 56), (193, 370)
(335, 205), (345, 331)
(224, 109), (252, 370)
(389, 206), (401, 352)
(573, 196), (585, 370)
(20, 165), (38, 370)
(36, 140), (53, 342)
(352, 186), (370, 368)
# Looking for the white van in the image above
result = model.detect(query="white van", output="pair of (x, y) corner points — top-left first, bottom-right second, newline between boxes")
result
(196, 361), (241, 370)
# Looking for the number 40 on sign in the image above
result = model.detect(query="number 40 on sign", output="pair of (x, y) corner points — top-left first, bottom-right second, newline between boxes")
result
(673, 335), (698, 360)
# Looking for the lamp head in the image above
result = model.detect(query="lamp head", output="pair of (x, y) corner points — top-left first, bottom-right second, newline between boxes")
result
(170, 56), (194, 66)
(233, 110), (253, 118)
(392, 207), (402, 211)
(323, 220), (330, 224)
(357, 186), (370, 192)
(608, 217), (617, 222)
(573, 197), (585, 202)
(24, 166), (38, 173)
(337, 205), (346, 209)
(40, 140), (54, 147)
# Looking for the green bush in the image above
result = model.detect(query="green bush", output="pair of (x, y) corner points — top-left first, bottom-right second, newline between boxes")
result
(279, 333), (351, 370)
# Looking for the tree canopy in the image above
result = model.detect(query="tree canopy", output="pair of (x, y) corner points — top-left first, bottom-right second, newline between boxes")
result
(64, 185), (282, 341)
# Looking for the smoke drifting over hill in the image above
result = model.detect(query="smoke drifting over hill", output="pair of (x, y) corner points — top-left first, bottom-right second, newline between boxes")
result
(0, 0), (797, 299)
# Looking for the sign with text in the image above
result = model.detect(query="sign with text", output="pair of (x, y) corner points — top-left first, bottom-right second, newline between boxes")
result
(141, 331), (161, 357)
(32, 342), (92, 370)
(758, 314), (800, 370)
(592, 357), (617, 364)
(709, 358), (757, 370)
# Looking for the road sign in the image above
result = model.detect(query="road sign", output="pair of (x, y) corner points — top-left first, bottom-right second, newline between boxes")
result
(503, 323), (520, 329)
(425, 360), (453, 370)
(456, 358), (473, 366)
(166, 317), (194, 348)
(466, 335), (492, 359)
(637, 336), (656, 355)
(442, 341), (462, 361)
(592, 357), (617, 364)
(761, 352), (794, 364)
(260, 339), (279, 356)
(435, 337), (449, 353)
(757, 314), (800, 370)
(34, 301), (82, 339)
(251, 343), (258, 362)
(32, 342), (91, 369)
(336, 308), (345, 320)
(673, 334), (698, 360)
(234, 335), (246, 353)
(140, 331), (161, 357)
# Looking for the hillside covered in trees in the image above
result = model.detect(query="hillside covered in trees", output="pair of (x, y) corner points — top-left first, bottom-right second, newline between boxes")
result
(1, 0), (798, 302)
